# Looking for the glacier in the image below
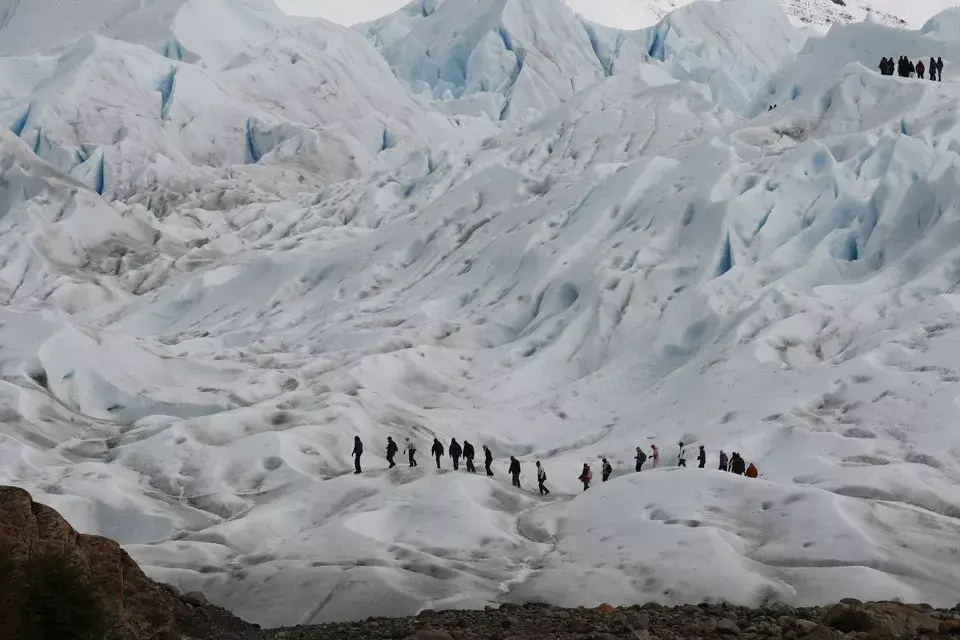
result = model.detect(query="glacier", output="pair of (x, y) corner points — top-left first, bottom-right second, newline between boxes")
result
(3, 0), (960, 629)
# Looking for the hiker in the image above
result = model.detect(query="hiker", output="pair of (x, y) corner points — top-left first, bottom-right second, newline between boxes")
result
(509, 456), (521, 488)
(677, 442), (687, 468)
(386, 436), (398, 469)
(698, 445), (706, 469)
(449, 438), (463, 470)
(909, 58), (916, 77)
(536, 461), (550, 495)
(352, 436), (363, 474)
(405, 437), (417, 467)
(746, 462), (759, 478)
(601, 458), (613, 482)
(635, 446), (647, 472)
(431, 438), (444, 469)
(730, 452), (746, 475)
(879, 57), (889, 75)
(938, 57), (944, 81)
(579, 463), (592, 491)
(650, 444), (660, 468)
(917, 59), (925, 79)
(718, 450), (729, 472)
(463, 440), (476, 473)
(931, 57), (937, 81)
(483, 444), (494, 476)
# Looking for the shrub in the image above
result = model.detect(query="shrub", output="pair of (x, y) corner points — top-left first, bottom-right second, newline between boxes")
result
(0, 548), (111, 640)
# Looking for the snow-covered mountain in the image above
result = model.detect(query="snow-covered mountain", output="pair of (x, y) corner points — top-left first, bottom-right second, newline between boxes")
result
(4, 0), (960, 629)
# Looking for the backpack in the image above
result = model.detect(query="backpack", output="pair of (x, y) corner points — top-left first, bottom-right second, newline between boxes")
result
(637, 450), (647, 463)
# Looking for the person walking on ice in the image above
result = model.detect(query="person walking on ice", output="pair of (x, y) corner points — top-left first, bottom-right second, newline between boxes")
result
(352, 436), (363, 474)
(405, 437), (417, 467)
(449, 438), (463, 470)
(601, 458), (613, 482)
(746, 462), (759, 478)
(917, 58), (926, 79)
(509, 456), (521, 488)
(698, 445), (706, 469)
(483, 444), (494, 476)
(579, 463), (592, 491)
(635, 446), (647, 472)
(386, 436), (398, 469)
(463, 440), (476, 473)
(719, 450), (729, 472)
(431, 438), (444, 469)
(536, 461), (550, 495)
(650, 444), (660, 468)
(677, 442), (687, 467)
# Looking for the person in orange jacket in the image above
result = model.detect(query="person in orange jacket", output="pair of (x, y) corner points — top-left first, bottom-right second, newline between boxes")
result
(746, 463), (759, 478)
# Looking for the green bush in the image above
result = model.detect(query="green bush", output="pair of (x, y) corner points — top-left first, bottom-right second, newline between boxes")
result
(0, 548), (111, 640)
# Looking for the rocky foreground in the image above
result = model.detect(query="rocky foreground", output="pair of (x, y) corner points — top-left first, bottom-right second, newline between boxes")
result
(5, 485), (960, 640)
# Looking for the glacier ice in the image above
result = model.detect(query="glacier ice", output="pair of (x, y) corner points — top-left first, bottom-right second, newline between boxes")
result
(3, 0), (960, 629)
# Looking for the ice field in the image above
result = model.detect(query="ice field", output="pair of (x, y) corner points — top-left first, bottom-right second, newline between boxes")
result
(3, 0), (960, 628)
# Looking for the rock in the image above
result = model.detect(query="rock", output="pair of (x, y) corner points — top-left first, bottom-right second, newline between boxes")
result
(591, 634), (620, 640)
(0, 485), (178, 640)
(823, 602), (939, 637)
(940, 620), (960, 635)
(717, 618), (742, 635)
(642, 602), (662, 611)
(404, 631), (455, 640)
(418, 609), (439, 618)
(181, 592), (209, 608)
(502, 616), (520, 629)
(625, 612), (651, 630)
(757, 621), (782, 636)
(597, 603), (616, 615)
(840, 599), (864, 606)
(801, 624), (841, 640)
(499, 602), (520, 611)
(568, 618), (593, 633)
(796, 619), (819, 634)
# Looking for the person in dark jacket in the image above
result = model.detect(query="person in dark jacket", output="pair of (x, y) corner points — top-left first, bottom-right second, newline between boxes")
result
(730, 452), (746, 475)
(449, 438), (463, 470)
(931, 57), (937, 81)
(386, 436), (398, 468)
(719, 450), (729, 472)
(579, 463), (592, 490)
(509, 456), (521, 488)
(917, 59), (925, 79)
(405, 437), (417, 467)
(938, 57), (944, 81)
(908, 59), (916, 76)
(352, 436), (363, 473)
(536, 461), (550, 495)
(463, 441), (476, 473)
(879, 57), (889, 75)
(483, 444), (494, 476)
(697, 445), (706, 469)
(635, 446), (647, 472)
(601, 458), (613, 482)
(431, 438), (444, 469)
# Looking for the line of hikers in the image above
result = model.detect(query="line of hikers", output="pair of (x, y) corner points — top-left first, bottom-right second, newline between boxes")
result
(879, 56), (944, 80)
(351, 437), (759, 494)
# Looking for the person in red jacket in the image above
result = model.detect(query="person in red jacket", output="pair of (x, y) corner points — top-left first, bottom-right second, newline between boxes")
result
(579, 463), (592, 491)
(746, 463), (759, 478)
(917, 59), (926, 79)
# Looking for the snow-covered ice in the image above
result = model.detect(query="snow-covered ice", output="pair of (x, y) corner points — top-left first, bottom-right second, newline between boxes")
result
(3, 0), (960, 629)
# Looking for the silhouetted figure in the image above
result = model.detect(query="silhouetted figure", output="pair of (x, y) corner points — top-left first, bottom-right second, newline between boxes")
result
(730, 452), (746, 475)
(698, 445), (706, 469)
(536, 461), (550, 495)
(746, 463), (759, 478)
(449, 438), (463, 471)
(635, 446), (647, 472)
(579, 463), (592, 491)
(386, 436), (398, 468)
(879, 57), (889, 75)
(917, 59), (925, 79)
(719, 450), (729, 472)
(432, 438), (444, 469)
(484, 445), (494, 476)
(677, 442), (687, 468)
(938, 57), (944, 81)
(931, 57), (937, 81)
(405, 437), (417, 467)
(509, 456), (521, 488)
(463, 440), (476, 473)
(353, 436), (363, 474)
(601, 458), (613, 482)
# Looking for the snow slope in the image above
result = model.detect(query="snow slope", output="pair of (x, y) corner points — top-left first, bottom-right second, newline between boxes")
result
(4, 0), (960, 629)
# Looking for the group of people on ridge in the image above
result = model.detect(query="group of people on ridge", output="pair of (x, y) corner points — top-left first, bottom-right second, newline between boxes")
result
(879, 56), (944, 80)
(352, 437), (759, 494)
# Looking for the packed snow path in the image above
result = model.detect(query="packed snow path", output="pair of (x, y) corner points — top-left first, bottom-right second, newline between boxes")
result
(4, 0), (960, 628)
